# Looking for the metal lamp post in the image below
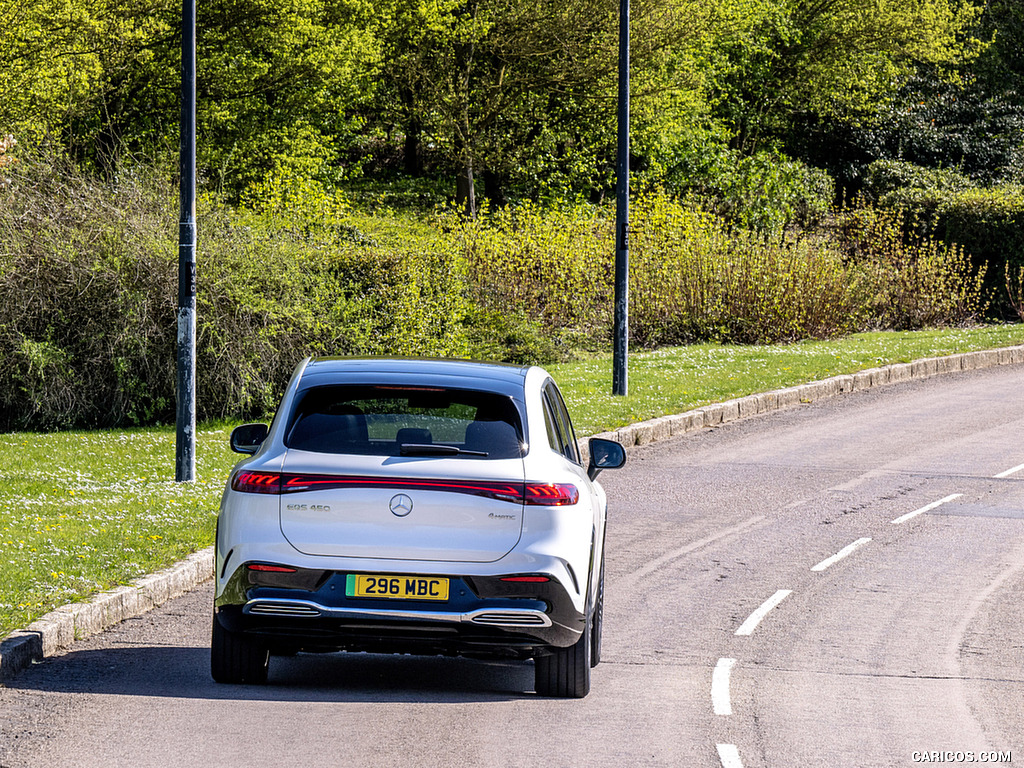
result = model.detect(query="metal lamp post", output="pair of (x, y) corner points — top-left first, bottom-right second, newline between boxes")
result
(176, 0), (197, 482)
(612, 0), (630, 396)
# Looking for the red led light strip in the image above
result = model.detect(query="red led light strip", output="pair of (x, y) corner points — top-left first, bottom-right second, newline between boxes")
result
(232, 471), (578, 506)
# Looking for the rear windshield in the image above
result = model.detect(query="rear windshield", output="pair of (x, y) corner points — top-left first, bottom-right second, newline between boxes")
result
(284, 385), (524, 459)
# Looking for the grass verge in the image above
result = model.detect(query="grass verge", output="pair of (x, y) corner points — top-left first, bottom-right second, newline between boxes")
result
(555, 325), (1024, 435)
(0, 428), (237, 638)
(3, 324), (1024, 637)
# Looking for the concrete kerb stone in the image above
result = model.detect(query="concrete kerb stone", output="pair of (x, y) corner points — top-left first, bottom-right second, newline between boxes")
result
(649, 416), (673, 443)
(614, 424), (638, 447)
(4, 344), (1024, 684)
(572, 343), (1024, 462)
(634, 421), (655, 446)
(0, 546), (214, 683)
(998, 346), (1024, 365)
(662, 411), (699, 437)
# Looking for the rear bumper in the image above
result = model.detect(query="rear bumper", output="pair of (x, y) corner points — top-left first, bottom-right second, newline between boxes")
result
(214, 564), (585, 657)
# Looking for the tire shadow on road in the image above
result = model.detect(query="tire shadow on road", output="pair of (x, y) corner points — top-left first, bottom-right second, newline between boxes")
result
(3, 645), (538, 703)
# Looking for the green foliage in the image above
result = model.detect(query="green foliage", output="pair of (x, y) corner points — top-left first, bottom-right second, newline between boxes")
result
(447, 190), (985, 352)
(0, 157), (178, 429)
(837, 204), (988, 329)
(0, 150), (999, 431)
(975, 0), (1024, 92)
(672, 149), (834, 236)
(629, 195), (860, 344)
(194, 0), (381, 192)
(801, 68), (1024, 192)
(1005, 265), (1024, 322)
(865, 178), (1024, 314)
(0, 0), (992, 205)
(444, 200), (613, 337)
(0, 154), (468, 430)
(862, 159), (975, 200)
(371, 0), (634, 206)
(708, 0), (983, 153)
(0, 0), (170, 145)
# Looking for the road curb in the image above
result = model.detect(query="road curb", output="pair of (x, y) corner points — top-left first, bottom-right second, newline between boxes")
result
(3, 343), (1023, 683)
(578, 344), (1024, 461)
(0, 547), (213, 683)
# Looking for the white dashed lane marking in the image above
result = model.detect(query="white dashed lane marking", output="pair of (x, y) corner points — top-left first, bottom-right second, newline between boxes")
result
(717, 743), (744, 768)
(891, 494), (963, 525)
(712, 658), (736, 716)
(811, 537), (872, 572)
(994, 462), (1024, 479)
(735, 590), (792, 636)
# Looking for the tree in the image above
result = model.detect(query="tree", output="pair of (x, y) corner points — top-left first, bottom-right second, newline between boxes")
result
(0, 0), (166, 149)
(24, 0), (382, 192)
(782, 0), (1024, 191)
(706, 0), (983, 155)
(370, 0), (720, 211)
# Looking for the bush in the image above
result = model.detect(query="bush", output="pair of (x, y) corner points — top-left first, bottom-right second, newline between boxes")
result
(837, 205), (988, 329)
(667, 149), (835, 237)
(1007, 265), (1024, 322)
(447, 191), (979, 350)
(864, 176), (1024, 315)
(0, 156), (996, 431)
(629, 195), (860, 344)
(441, 200), (613, 347)
(0, 159), (178, 429)
(862, 159), (975, 200)
(0, 157), (469, 430)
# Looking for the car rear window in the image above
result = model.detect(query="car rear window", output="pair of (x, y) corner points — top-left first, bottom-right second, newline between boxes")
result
(284, 385), (524, 459)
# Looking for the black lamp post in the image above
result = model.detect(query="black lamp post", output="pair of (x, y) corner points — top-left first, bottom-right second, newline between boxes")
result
(612, 0), (630, 396)
(176, 0), (197, 482)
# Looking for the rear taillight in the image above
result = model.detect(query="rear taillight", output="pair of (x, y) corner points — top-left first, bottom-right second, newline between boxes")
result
(231, 470), (282, 494)
(247, 563), (297, 573)
(230, 471), (578, 506)
(524, 482), (579, 506)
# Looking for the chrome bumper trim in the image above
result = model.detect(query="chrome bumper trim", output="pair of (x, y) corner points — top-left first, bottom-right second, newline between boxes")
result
(242, 598), (552, 628)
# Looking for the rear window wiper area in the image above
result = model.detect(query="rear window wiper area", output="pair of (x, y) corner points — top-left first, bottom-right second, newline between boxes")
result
(399, 443), (489, 458)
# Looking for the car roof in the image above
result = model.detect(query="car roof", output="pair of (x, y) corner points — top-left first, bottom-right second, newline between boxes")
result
(297, 357), (533, 394)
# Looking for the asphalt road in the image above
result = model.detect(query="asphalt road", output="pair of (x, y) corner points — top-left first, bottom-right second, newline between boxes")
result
(2, 365), (1023, 768)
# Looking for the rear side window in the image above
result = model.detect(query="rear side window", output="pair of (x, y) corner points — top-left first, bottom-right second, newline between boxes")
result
(285, 385), (524, 459)
(542, 380), (580, 464)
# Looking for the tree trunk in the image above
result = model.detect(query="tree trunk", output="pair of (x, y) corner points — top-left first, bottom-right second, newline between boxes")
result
(402, 85), (422, 176)
(403, 115), (422, 176)
(456, 151), (476, 218)
(483, 169), (507, 207)
(453, 1), (478, 218)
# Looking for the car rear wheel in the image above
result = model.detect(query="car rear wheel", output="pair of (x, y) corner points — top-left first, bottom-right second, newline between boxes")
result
(535, 613), (592, 698)
(211, 616), (270, 684)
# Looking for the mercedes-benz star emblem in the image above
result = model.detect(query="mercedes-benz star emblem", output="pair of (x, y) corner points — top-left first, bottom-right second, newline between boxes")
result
(389, 493), (414, 517)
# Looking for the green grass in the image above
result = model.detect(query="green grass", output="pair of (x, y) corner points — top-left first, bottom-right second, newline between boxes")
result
(552, 325), (1024, 435)
(0, 427), (238, 637)
(3, 324), (1024, 637)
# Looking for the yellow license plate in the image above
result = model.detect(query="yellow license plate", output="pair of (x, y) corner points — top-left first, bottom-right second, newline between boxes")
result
(346, 574), (449, 601)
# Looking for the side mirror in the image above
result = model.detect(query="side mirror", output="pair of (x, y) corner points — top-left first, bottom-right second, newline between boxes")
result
(230, 423), (269, 455)
(587, 437), (626, 480)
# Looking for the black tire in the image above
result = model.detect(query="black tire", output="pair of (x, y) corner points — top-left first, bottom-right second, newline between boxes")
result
(535, 614), (592, 698)
(590, 555), (605, 668)
(211, 616), (270, 684)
